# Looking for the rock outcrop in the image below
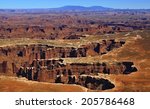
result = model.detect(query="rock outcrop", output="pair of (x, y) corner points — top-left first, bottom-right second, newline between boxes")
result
(15, 58), (137, 90)
(0, 39), (125, 62)
(0, 61), (7, 73)
(0, 39), (138, 90)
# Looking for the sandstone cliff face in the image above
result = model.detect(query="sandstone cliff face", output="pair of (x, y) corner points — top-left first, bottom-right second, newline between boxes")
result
(0, 61), (7, 73)
(0, 39), (137, 90)
(0, 39), (126, 75)
(0, 39), (125, 60)
(78, 75), (115, 90)
(15, 59), (137, 90)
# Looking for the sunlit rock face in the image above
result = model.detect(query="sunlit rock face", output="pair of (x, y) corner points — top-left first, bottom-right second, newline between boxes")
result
(0, 39), (138, 90)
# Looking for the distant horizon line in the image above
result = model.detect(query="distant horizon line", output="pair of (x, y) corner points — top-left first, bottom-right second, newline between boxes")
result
(0, 5), (149, 10)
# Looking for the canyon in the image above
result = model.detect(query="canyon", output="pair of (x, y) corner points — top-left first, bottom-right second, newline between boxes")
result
(0, 38), (138, 90)
(0, 9), (150, 92)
